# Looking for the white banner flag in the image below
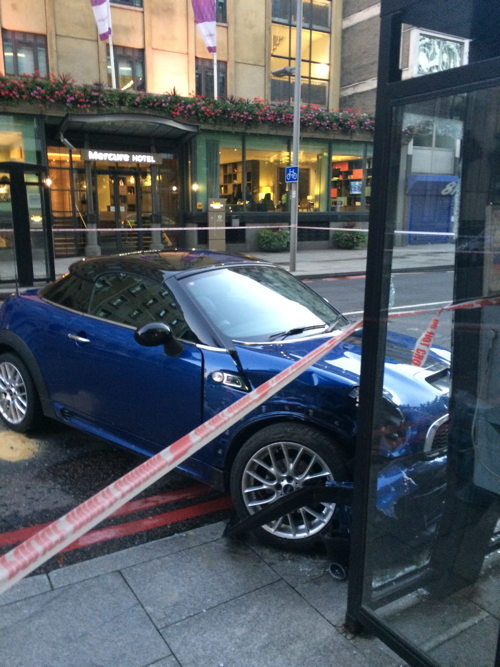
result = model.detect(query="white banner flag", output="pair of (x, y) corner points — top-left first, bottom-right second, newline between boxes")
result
(91, 0), (112, 41)
(191, 0), (216, 53)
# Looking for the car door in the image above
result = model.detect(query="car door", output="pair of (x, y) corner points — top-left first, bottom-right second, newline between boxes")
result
(49, 271), (204, 453)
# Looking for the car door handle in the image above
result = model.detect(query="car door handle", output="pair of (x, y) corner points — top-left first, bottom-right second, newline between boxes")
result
(67, 333), (90, 343)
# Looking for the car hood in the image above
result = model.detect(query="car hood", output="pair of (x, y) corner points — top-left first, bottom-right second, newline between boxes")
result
(233, 329), (450, 408)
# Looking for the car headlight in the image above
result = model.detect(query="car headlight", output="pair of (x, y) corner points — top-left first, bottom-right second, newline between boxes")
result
(374, 399), (412, 456)
(349, 387), (411, 456)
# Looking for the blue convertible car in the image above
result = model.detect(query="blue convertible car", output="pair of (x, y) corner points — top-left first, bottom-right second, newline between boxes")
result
(0, 250), (449, 550)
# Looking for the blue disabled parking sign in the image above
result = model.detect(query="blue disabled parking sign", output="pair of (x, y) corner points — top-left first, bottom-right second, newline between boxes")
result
(285, 166), (298, 183)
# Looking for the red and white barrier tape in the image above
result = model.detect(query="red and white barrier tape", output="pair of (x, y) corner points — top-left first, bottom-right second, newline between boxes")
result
(0, 318), (362, 595)
(407, 295), (500, 366)
(1, 292), (498, 592)
(0, 225), (454, 237)
(412, 312), (444, 366)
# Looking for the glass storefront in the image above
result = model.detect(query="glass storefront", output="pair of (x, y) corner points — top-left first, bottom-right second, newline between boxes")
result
(244, 136), (289, 211)
(196, 131), (372, 216)
(0, 113), (373, 268)
(0, 114), (42, 164)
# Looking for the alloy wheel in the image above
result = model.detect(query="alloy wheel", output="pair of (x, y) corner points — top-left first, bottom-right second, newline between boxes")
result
(0, 360), (28, 425)
(240, 440), (336, 540)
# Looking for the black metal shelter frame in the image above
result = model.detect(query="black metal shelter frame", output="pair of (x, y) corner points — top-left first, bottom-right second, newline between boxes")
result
(344, 1), (500, 665)
(0, 162), (55, 287)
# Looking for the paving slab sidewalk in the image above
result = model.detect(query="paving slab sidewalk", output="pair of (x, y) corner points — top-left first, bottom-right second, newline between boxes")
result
(0, 521), (406, 667)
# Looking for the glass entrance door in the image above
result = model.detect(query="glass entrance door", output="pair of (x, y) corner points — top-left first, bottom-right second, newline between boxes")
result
(96, 168), (153, 254)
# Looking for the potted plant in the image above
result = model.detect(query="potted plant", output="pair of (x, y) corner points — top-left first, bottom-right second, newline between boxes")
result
(333, 227), (366, 249)
(257, 227), (290, 251)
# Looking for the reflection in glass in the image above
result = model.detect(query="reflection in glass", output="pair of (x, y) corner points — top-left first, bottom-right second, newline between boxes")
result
(26, 182), (50, 280)
(361, 88), (500, 666)
(0, 176), (15, 282)
(418, 34), (465, 75)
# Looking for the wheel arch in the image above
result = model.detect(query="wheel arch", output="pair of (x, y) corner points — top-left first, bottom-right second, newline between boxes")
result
(221, 412), (353, 491)
(0, 331), (55, 419)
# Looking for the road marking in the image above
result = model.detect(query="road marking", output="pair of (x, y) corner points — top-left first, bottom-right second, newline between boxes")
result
(61, 496), (232, 551)
(304, 275), (365, 282)
(344, 300), (451, 316)
(0, 484), (215, 547)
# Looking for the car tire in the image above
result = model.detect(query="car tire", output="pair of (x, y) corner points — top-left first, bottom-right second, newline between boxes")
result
(230, 422), (349, 551)
(0, 353), (42, 432)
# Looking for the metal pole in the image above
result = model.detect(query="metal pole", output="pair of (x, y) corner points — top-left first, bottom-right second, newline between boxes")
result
(108, 32), (117, 89)
(289, 0), (303, 272)
(213, 51), (218, 99)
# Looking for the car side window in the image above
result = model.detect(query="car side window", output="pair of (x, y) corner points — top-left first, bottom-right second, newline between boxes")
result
(40, 274), (93, 312)
(87, 271), (197, 340)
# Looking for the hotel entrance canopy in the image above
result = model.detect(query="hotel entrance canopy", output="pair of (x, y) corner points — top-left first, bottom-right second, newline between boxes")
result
(57, 112), (198, 148)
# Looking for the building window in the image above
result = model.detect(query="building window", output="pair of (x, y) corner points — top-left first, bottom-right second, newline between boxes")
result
(2, 30), (48, 77)
(214, 134), (331, 214)
(111, 0), (143, 7)
(107, 45), (145, 91)
(196, 58), (227, 98)
(271, 0), (331, 106)
(330, 144), (372, 212)
(216, 0), (227, 23)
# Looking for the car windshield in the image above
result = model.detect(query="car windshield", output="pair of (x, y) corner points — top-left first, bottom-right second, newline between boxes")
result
(182, 265), (347, 342)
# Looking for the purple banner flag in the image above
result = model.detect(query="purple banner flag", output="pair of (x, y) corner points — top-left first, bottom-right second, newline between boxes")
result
(191, 0), (216, 53)
(91, 0), (112, 41)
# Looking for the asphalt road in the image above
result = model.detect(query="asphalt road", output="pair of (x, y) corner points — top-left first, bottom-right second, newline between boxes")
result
(0, 423), (231, 572)
(0, 269), (454, 570)
(305, 269), (454, 350)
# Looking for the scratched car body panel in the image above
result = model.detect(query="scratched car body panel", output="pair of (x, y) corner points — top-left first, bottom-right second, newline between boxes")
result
(0, 250), (450, 549)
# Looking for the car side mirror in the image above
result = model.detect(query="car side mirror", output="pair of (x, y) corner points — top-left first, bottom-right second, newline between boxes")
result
(134, 322), (184, 357)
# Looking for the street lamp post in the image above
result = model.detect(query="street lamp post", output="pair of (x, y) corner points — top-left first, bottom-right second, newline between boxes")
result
(289, 0), (303, 272)
(271, 0), (303, 271)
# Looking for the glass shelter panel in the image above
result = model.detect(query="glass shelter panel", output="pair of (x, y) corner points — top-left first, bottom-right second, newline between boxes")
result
(25, 174), (50, 280)
(0, 173), (15, 282)
(359, 88), (500, 666)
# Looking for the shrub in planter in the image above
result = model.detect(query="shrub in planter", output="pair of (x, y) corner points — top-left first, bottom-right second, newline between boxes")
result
(333, 229), (366, 249)
(257, 227), (290, 251)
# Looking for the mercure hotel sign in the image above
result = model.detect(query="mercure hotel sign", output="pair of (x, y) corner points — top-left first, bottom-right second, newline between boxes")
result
(82, 149), (162, 164)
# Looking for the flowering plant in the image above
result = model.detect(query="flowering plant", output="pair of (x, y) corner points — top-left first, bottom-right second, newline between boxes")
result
(0, 73), (375, 134)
